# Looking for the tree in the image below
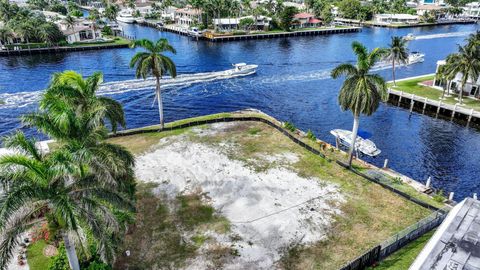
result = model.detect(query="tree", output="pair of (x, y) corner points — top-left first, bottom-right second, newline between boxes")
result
(88, 9), (101, 39)
(321, 5), (333, 25)
(331, 42), (388, 167)
(104, 4), (120, 23)
(338, 0), (362, 19)
(279, 6), (297, 31)
(64, 15), (76, 33)
(443, 45), (480, 105)
(0, 132), (134, 270)
(0, 27), (13, 45)
(239, 17), (254, 31)
(130, 39), (177, 129)
(39, 22), (64, 46)
(383, 36), (409, 86)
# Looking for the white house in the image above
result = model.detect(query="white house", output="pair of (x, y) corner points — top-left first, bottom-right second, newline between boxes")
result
(160, 6), (177, 21)
(174, 6), (202, 27)
(434, 60), (480, 99)
(213, 15), (272, 31)
(57, 18), (102, 44)
(374, 14), (419, 24)
(463, 2), (480, 19)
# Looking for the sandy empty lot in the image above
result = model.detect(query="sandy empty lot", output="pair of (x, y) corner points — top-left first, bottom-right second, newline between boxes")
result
(135, 123), (344, 269)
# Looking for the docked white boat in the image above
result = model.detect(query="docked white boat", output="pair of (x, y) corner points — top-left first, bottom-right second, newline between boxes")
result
(226, 63), (258, 76)
(188, 27), (203, 38)
(374, 51), (425, 69)
(117, 10), (135, 23)
(330, 129), (381, 157)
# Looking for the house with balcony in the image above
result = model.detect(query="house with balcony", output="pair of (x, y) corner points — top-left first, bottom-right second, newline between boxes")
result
(174, 6), (202, 27)
(292, 13), (322, 29)
(374, 13), (419, 25)
(463, 2), (480, 19)
(57, 18), (102, 44)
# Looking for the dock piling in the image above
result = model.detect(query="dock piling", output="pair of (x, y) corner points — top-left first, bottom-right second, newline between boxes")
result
(426, 176), (431, 189)
(383, 159), (389, 169)
(468, 108), (474, 124)
(409, 99), (415, 113)
(474, 193), (478, 200)
(398, 91), (403, 106)
(451, 104), (457, 119)
(422, 97), (427, 113)
(448, 192), (454, 201)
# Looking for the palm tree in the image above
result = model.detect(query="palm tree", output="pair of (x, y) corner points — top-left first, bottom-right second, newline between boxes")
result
(331, 41), (388, 167)
(443, 45), (480, 105)
(129, 38), (177, 129)
(383, 36), (409, 86)
(437, 63), (455, 99)
(0, 132), (134, 270)
(64, 14), (76, 32)
(88, 8), (101, 39)
(104, 4), (119, 23)
(0, 27), (13, 46)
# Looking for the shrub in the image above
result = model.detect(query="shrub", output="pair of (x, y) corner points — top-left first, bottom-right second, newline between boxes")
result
(48, 245), (69, 270)
(284, 121), (296, 132)
(306, 130), (316, 141)
(433, 190), (445, 203)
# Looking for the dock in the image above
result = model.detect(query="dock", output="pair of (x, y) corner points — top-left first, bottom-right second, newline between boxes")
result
(387, 87), (480, 125)
(0, 43), (129, 56)
(140, 21), (361, 41)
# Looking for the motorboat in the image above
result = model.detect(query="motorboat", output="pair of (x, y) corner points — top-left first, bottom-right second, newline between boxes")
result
(404, 33), (415, 40)
(188, 27), (203, 38)
(330, 129), (381, 157)
(226, 63), (258, 76)
(117, 10), (136, 23)
(374, 52), (425, 69)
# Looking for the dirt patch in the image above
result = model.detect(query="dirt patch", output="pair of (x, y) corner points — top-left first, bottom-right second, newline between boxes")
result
(43, 245), (58, 257)
(135, 127), (344, 269)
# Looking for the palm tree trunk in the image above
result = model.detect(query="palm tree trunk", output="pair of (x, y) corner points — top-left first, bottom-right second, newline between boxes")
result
(156, 76), (164, 129)
(62, 233), (80, 270)
(348, 114), (360, 168)
(392, 60), (396, 86)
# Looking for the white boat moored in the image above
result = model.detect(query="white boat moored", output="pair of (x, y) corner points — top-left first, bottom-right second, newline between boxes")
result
(117, 10), (136, 23)
(330, 129), (381, 157)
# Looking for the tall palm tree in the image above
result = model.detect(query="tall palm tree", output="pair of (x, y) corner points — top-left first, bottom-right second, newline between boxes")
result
(331, 41), (388, 167)
(0, 132), (134, 270)
(0, 27), (13, 45)
(383, 36), (409, 86)
(443, 45), (480, 105)
(129, 38), (177, 129)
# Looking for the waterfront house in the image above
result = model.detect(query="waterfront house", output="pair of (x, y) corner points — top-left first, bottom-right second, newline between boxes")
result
(373, 14), (419, 25)
(292, 13), (322, 29)
(160, 6), (177, 22)
(434, 60), (480, 98)
(57, 18), (102, 44)
(415, 4), (447, 19)
(462, 2), (480, 19)
(174, 6), (202, 27)
(212, 15), (272, 31)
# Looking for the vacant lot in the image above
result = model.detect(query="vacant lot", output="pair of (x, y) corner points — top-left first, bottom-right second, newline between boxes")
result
(111, 120), (431, 269)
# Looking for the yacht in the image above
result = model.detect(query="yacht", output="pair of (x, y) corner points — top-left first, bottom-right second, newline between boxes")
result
(188, 27), (203, 38)
(330, 129), (381, 157)
(374, 52), (425, 69)
(226, 63), (258, 76)
(117, 10), (135, 23)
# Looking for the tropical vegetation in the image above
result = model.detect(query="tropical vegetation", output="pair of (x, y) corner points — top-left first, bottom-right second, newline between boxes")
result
(130, 38), (177, 129)
(0, 71), (136, 270)
(383, 36), (409, 86)
(331, 41), (388, 167)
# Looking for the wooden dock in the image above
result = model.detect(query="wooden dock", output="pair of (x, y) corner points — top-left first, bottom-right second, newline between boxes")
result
(202, 27), (362, 42)
(387, 88), (480, 125)
(0, 43), (129, 56)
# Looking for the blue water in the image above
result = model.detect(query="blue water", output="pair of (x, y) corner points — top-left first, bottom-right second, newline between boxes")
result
(1, 23), (479, 200)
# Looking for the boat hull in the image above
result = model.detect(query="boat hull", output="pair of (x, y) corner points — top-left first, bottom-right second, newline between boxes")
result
(330, 129), (381, 157)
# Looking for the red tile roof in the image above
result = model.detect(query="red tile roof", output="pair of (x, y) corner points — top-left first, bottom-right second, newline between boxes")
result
(294, 12), (314, 19)
(308, 18), (322, 24)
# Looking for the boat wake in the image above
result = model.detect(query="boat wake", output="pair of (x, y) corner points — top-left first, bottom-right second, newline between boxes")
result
(0, 69), (256, 109)
(413, 31), (473, 40)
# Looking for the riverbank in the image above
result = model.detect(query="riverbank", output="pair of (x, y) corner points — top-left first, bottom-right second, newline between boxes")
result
(388, 75), (480, 126)
(0, 36), (131, 56)
(140, 21), (361, 41)
(334, 18), (476, 28)
(107, 109), (439, 269)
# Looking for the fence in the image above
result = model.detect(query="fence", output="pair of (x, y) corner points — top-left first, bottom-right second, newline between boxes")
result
(340, 207), (449, 270)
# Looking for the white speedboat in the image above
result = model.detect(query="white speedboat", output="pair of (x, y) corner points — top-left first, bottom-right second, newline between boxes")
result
(374, 52), (424, 69)
(404, 33), (415, 40)
(330, 129), (381, 157)
(188, 27), (203, 38)
(226, 63), (258, 76)
(117, 10), (135, 23)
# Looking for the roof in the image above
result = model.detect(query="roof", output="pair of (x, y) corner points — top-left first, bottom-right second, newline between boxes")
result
(416, 4), (446, 10)
(410, 198), (480, 270)
(294, 12), (314, 19)
(308, 18), (322, 24)
(175, 7), (202, 16)
(375, 13), (419, 19)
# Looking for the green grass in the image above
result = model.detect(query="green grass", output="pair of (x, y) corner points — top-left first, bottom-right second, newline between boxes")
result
(112, 116), (436, 269)
(368, 230), (434, 270)
(390, 75), (480, 111)
(27, 240), (53, 270)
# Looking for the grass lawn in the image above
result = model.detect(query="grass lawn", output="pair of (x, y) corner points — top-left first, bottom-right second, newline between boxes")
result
(368, 230), (434, 270)
(110, 115), (435, 269)
(389, 75), (480, 111)
(27, 240), (53, 270)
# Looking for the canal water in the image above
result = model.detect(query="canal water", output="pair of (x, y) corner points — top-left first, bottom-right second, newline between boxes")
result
(0, 23), (479, 200)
